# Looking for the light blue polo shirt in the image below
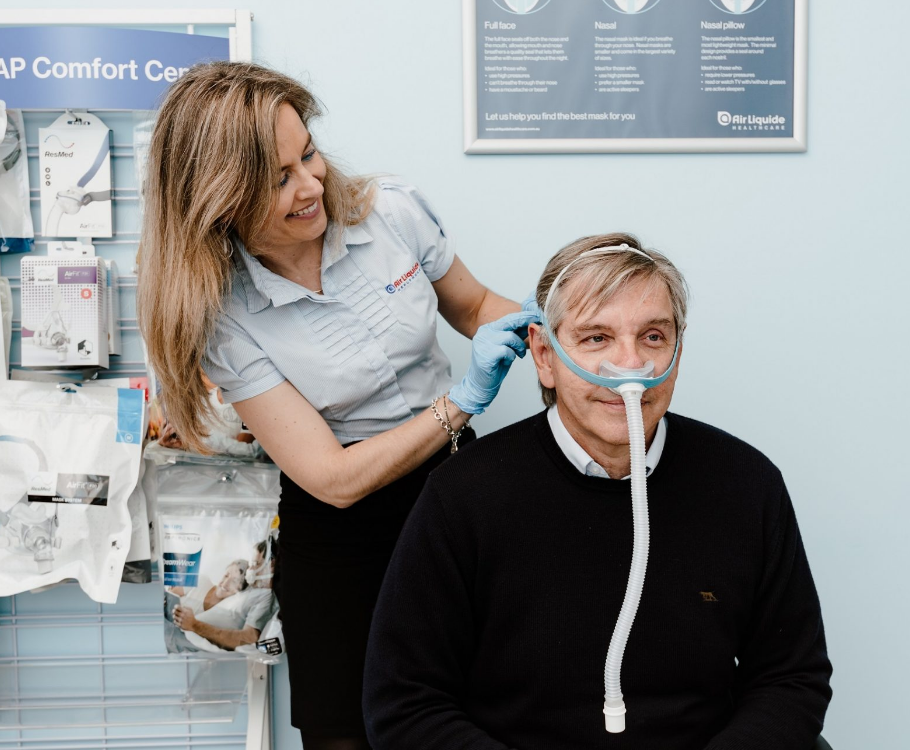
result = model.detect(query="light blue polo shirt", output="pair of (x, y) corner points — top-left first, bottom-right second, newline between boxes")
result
(203, 179), (456, 444)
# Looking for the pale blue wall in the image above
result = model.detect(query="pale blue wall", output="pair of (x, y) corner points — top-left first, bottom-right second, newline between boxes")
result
(3, 2), (907, 749)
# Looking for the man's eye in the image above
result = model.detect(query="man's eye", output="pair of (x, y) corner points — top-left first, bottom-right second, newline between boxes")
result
(645, 333), (663, 343)
(588, 335), (606, 344)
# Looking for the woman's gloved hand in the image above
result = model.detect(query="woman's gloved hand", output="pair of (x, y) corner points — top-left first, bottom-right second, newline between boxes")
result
(449, 309), (541, 415)
(518, 291), (541, 339)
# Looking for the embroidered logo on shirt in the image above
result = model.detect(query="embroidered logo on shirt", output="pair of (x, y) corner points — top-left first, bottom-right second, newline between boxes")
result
(385, 261), (421, 294)
(700, 591), (719, 602)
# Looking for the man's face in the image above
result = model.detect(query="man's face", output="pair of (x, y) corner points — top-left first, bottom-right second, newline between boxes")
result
(530, 275), (682, 457)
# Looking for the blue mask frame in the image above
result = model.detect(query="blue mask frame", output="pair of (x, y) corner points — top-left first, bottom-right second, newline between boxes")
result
(539, 311), (680, 390)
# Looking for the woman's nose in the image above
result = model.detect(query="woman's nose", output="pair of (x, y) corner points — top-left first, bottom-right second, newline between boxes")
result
(295, 168), (323, 198)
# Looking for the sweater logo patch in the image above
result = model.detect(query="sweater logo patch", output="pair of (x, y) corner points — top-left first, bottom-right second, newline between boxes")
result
(700, 591), (718, 602)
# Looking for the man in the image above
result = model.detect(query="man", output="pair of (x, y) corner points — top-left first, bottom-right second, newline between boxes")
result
(172, 538), (276, 651)
(363, 234), (832, 749)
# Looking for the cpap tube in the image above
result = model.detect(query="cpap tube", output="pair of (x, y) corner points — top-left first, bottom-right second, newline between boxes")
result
(601, 379), (648, 733)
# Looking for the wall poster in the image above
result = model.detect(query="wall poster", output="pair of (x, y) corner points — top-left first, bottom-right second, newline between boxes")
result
(463, 0), (807, 153)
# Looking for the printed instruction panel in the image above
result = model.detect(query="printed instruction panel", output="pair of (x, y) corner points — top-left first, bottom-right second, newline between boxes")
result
(473, 0), (796, 142)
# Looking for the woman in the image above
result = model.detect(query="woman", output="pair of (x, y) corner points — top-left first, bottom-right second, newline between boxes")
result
(137, 62), (535, 749)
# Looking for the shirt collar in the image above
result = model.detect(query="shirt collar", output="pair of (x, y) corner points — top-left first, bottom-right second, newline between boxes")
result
(547, 404), (667, 480)
(233, 222), (374, 314)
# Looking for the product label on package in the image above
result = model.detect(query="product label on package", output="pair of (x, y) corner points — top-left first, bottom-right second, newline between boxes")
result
(58, 267), (98, 284)
(256, 638), (283, 656)
(161, 525), (203, 586)
(28, 471), (110, 505)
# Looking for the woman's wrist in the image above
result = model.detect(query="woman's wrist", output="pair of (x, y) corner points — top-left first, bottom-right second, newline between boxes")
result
(430, 393), (472, 453)
(442, 394), (471, 431)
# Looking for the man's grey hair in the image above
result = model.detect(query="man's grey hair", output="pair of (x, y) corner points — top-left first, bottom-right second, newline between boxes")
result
(535, 233), (689, 408)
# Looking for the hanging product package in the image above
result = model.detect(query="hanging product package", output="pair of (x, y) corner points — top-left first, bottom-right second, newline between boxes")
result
(0, 103), (34, 254)
(39, 111), (113, 238)
(0, 275), (11, 380)
(120, 456), (153, 583)
(146, 372), (264, 461)
(156, 462), (282, 661)
(19, 255), (109, 368)
(0, 380), (145, 602)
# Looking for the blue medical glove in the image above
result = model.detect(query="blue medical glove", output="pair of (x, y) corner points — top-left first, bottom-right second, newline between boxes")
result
(517, 291), (541, 339)
(448, 310), (540, 415)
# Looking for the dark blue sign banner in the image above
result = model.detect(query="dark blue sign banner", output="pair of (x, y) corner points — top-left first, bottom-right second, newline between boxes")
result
(0, 26), (230, 109)
(467, 0), (806, 153)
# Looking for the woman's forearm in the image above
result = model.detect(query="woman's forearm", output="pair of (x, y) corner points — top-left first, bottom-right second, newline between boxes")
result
(315, 398), (470, 508)
(234, 383), (470, 510)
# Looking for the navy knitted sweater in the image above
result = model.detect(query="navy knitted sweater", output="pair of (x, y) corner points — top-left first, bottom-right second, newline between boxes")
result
(364, 411), (832, 750)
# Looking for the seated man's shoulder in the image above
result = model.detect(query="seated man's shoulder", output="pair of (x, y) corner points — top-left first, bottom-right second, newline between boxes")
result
(667, 412), (783, 481)
(426, 412), (542, 498)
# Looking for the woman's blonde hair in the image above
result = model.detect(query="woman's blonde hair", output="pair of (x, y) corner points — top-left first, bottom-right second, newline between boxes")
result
(535, 233), (689, 408)
(137, 61), (375, 452)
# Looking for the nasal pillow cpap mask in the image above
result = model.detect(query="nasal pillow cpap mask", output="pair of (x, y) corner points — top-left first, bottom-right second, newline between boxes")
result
(540, 243), (679, 734)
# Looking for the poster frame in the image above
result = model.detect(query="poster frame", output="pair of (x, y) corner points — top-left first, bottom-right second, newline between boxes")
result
(462, 0), (808, 154)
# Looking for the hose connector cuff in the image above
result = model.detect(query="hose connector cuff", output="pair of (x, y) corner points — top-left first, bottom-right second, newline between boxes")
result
(603, 701), (626, 733)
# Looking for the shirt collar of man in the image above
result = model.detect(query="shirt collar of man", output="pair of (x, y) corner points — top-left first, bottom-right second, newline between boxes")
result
(547, 405), (667, 480)
(232, 222), (374, 313)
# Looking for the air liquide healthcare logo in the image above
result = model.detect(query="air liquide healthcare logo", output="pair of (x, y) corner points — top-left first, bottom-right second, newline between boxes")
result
(385, 262), (421, 294)
(717, 111), (786, 132)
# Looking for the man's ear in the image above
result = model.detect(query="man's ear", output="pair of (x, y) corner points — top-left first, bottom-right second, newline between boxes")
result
(528, 324), (556, 390)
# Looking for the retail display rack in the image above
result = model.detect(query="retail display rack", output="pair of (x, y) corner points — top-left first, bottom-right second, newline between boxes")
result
(0, 11), (273, 750)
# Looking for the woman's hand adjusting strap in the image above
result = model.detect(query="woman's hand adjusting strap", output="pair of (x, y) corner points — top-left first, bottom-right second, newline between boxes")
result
(448, 310), (540, 415)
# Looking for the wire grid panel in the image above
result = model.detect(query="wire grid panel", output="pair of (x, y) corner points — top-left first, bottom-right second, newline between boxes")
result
(1, 13), (261, 750)
(0, 582), (250, 749)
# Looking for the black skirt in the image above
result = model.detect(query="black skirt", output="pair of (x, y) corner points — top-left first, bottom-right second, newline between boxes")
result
(274, 428), (475, 736)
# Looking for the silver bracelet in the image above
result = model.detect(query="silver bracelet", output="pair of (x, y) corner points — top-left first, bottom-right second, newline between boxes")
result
(431, 394), (469, 454)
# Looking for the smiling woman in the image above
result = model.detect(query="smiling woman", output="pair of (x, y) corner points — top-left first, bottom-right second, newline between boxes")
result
(136, 61), (531, 749)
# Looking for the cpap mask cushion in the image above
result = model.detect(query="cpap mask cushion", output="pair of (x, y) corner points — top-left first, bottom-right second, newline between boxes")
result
(540, 243), (679, 391)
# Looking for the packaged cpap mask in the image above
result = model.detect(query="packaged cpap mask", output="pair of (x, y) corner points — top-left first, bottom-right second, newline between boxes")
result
(0, 276), (11, 380)
(46, 242), (121, 357)
(156, 462), (280, 660)
(20, 256), (109, 368)
(0, 103), (34, 254)
(0, 380), (145, 602)
(39, 111), (113, 238)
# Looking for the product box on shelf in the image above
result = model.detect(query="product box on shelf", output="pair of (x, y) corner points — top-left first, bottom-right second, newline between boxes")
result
(19, 256), (109, 368)
(39, 112), (113, 238)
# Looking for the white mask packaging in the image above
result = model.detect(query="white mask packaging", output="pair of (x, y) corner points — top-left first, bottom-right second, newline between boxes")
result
(0, 104), (34, 254)
(0, 381), (145, 602)
(156, 462), (279, 658)
(20, 256), (109, 368)
(0, 276), (11, 380)
(39, 111), (113, 238)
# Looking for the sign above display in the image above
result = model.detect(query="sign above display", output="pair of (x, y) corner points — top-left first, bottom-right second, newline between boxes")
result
(0, 26), (230, 109)
(463, 0), (808, 153)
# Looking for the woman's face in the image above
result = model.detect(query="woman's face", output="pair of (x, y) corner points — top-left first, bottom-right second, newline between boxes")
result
(255, 102), (328, 258)
(216, 563), (246, 597)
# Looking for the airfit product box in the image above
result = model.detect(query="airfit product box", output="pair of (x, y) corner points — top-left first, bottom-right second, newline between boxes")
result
(39, 112), (113, 238)
(20, 256), (109, 368)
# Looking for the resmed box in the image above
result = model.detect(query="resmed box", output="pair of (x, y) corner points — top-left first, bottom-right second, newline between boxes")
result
(39, 112), (113, 238)
(20, 256), (109, 368)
